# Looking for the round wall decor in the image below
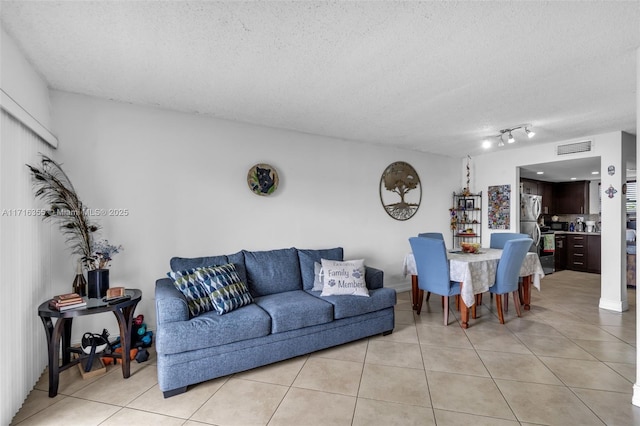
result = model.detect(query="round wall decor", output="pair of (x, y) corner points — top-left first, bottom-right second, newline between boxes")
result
(379, 161), (421, 220)
(247, 163), (279, 196)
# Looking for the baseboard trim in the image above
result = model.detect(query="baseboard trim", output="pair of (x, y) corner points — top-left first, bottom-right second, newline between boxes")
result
(599, 297), (629, 312)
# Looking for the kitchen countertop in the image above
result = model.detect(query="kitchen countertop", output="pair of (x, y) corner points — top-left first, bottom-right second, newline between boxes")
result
(553, 231), (601, 236)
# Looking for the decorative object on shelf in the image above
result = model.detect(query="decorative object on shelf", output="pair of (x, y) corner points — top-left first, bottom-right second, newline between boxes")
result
(88, 269), (110, 299)
(481, 123), (535, 148)
(608, 165), (615, 176)
(605, 185), (617, 199)
(86, 239), (123, 299)
(379, 161), (421, 221)
(89, 239), (123, 270)
(462, 155), (472, 196)
(26, 154), (100, 271)
(72, 259), (87, 296)
(247, 163), (279, 196)
(488, 184), (511, 229)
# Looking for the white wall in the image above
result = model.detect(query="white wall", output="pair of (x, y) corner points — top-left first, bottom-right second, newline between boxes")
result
(49, 91), (461, 338)
(473, 132), (632, 312)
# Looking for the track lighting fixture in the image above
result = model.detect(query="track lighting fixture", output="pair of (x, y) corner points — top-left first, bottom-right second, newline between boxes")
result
(481, 123), (535, 149)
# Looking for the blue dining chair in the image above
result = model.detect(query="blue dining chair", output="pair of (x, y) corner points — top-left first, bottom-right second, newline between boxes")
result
(486, 232), (530, 308)
(408, 237), (464, 325)
(418, 232), (444, 240)
(417, 232), (444, 303)
(490, 233), (530, 249)
(489, 238), (532, 324)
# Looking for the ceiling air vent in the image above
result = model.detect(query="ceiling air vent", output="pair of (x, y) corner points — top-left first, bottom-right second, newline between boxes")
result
(556, 140), (592, 156)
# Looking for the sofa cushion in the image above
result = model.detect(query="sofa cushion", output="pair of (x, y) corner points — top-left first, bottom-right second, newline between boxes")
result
(254, 290), (333, 333)
(157, 303), (272, 354)
(297, 248), (344, 291)
(200, 263), (253, 315)
(312, 287), (396, 319)
(167, 267), (218, 317)
(320, 259), (369, 297)
(243, 248), (302, 297)
(170, 255), (228, 272)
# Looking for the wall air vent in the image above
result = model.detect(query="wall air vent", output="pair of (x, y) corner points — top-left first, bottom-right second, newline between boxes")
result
(556, 140), (592, 156)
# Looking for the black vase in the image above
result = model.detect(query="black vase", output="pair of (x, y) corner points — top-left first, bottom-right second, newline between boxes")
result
(87, 269), (110, 299)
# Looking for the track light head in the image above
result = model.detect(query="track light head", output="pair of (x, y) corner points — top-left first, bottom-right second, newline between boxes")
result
(507, 131), (515, 143)
(526, 127), (535, 138)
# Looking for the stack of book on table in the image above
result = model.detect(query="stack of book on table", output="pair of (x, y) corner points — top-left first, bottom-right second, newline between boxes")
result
(49, 292), (87, 311)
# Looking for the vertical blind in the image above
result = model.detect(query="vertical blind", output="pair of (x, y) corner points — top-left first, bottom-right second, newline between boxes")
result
(1, 109), (52, 424)
(626, 181), (636, 215)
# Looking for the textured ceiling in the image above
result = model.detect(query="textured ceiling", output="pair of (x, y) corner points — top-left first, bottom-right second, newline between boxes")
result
(1, 1), (639, 160)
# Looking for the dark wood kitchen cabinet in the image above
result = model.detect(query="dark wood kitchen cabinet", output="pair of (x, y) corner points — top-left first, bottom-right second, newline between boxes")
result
(561, 233), (600, 274)
(587, 235), (601, 274)
(555, 234), (566, 271)
(567, 234), (588, 272)
(554, 181), (590, 214)
(540, 181), (554, 215)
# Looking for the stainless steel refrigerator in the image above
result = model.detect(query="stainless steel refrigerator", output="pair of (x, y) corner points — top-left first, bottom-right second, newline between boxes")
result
(520, 194), (541, 252)
(520, 193), (555, 274)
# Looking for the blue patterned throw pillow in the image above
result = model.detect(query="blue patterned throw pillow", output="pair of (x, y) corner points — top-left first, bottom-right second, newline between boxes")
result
(168, 263), (253, 316)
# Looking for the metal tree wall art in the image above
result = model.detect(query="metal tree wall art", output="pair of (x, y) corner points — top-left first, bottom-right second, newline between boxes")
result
(379, 161), (422, 221)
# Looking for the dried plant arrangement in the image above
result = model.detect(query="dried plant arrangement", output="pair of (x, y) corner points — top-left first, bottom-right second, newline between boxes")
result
(26, 154), (100, 269)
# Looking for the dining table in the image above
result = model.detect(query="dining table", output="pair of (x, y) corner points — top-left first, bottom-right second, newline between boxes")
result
(402, 248), (545, 328)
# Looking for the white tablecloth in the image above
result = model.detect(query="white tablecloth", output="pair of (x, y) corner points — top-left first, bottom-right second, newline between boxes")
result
(403, 248), (545, 307)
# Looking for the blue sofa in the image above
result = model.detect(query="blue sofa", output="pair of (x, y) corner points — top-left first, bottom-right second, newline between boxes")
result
(155, 247), (396, 397)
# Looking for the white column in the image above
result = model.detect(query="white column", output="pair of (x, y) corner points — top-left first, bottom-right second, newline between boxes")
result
(598, 132), (628, 312)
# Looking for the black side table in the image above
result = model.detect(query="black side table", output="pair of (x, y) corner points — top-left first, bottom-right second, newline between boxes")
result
(37, 289), (142, 397)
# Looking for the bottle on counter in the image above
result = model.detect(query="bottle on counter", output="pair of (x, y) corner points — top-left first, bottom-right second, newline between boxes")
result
(569, 222), (575, 232)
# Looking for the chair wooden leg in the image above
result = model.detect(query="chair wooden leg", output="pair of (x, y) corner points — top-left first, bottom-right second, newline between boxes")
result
(495, 294), (505, 324)
(504, 294), (509, 312)
(411, 275), (418, 310)
(513, 291), (522, 318)
(416, 289), (424, 315)
(518, 282), (524, 305)
(477, 293), (483, 305)
(455, 295), (460, 311)
(443, 296), (449, 325)
(441, 295), (444, 309)
(426, 292), (431, 302)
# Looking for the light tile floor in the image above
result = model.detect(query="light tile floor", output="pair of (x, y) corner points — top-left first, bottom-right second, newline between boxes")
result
(11, 270), (640, 425)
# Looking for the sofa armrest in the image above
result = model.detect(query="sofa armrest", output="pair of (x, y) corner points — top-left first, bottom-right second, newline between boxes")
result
(155, 278), (190, 324)
(365, 266), (384, 290)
